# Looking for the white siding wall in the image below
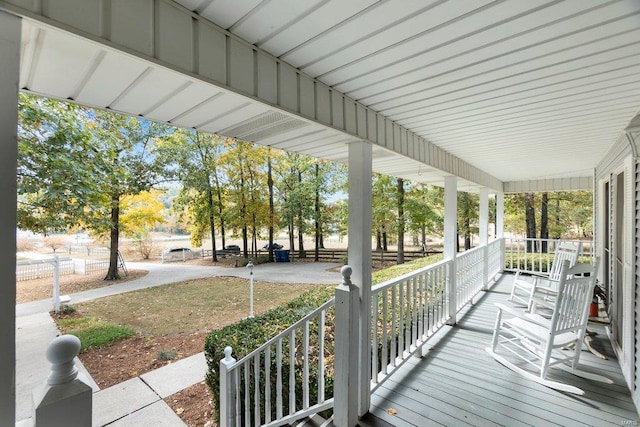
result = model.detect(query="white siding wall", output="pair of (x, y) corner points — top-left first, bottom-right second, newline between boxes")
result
(595, 133), (639, 411)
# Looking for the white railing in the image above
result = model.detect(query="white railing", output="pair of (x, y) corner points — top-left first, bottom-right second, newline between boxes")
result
(455, 245), (484, 311)
(488, 238), (503, 278)
(219, 298), (336, 427)
(369, 259), (450, 389)
(219, 240), (506, 426)
(74, 258), (109, 275)
(17, 257), (109, 281)
(504, 237), (592, 274)
(16, 257), (74, 281)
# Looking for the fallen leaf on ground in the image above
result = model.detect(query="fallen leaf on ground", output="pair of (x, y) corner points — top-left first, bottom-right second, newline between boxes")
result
(387, 408), (398, 415)
(176, 407), (184, 415)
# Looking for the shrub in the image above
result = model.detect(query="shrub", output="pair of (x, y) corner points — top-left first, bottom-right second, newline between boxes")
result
(204, 286), (334, 422)
(157, 349), (178, 361)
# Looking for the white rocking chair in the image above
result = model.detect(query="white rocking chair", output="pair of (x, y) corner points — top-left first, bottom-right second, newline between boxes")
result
(508, 240), (581, 311)
(487, 260), (611, 395)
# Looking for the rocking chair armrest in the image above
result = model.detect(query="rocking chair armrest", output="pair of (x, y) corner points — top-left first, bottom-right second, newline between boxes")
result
(494, 303), (550, 328)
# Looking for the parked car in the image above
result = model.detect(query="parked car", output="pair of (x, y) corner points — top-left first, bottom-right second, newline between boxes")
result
(262, 243), (283, 250)
(161, 247), (196, 262)
(224, 244), (241, 253)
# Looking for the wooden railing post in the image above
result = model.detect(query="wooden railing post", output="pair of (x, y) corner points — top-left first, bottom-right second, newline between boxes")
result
(33, 335), (92, 426)
(219, 346), (237, 427)
(334, 266), (359, 427)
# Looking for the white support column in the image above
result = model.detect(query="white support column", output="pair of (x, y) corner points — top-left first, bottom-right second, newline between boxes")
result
(347, 141), (372, 418)
(444, 176), (457, 325)
(496, 192), (505, 271)
(479, 188), (489, 290)
(0, 10), (20, 423)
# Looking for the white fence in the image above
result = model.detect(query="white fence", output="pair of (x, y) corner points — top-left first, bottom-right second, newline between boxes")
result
(504, 237), (592, 274)
(16, 257), (109, 281)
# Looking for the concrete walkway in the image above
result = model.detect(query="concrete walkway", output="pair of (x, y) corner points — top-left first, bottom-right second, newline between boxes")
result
(16, 260), (342, 426)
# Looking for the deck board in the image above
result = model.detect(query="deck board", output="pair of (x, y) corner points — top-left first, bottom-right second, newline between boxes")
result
(368, 274), (640, 426)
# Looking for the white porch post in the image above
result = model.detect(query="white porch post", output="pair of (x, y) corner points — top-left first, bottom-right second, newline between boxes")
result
(479, 188), (489, 290)
(496, 192), (505, 270)
(347, 141), (372, 419)
(444, 176), (457, 325)
(0, 10), (20, 423)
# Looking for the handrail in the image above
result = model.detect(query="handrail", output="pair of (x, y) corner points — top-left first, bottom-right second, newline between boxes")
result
(504, 237), (593, 274)
(219, 240), (506, 426)
(221, 296), (336, 427)
(369, 259), (451, 392)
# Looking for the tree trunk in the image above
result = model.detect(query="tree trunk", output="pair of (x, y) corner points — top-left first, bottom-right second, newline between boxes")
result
(298, 212), (305, 258)
(289, 221), (295, 259)
(382, 226), (388, 251)
(397, 178), (405, 265)
(464, 215), (471, 250)
(376, 230), (382, 251)
(525, 193), (537, 252)
(105, 193), (121, 280)
(267, 150), (275, 262)
(214, 174), (226, 250)
(540, 192), (549, 253)
(314, 163), (320, 262)
(421, 224), (426, 252)
(207, 185), (218, 262)
(242, 226), (248, 259)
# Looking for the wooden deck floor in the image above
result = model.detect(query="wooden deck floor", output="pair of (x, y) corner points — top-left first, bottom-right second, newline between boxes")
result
(368, 274), (639, 426)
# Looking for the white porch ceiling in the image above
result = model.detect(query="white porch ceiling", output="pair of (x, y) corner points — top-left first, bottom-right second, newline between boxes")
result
(12, 0), (640, 192)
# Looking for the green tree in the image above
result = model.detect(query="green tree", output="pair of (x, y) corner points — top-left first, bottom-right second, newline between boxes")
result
(405, 184), (444, 251)
(458, 192), (479, 250)
(276, 153), (315, 258)
(372, 174), (396, 251)
(18, 95), (170, 279)
(17, 94), (99, 234)
(87, 110), (170, 279)
(157, 130), (227, 262)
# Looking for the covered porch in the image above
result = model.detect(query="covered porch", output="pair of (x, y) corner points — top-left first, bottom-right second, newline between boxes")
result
(369, 274), (636, 427)
(1, 1), (640, 425)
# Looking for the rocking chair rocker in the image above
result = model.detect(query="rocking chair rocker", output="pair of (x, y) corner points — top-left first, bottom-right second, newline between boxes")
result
(508, 240), (581, 311)
(487, 260), (611, 395)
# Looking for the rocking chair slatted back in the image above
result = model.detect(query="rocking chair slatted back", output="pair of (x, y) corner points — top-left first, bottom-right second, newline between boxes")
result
(552, 263), (596, 336)
(548, 241), (582, 281)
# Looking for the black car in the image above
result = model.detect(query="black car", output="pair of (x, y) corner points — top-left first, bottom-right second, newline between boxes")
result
(262, 243), (283, 250)
(224, 244), (241, 253)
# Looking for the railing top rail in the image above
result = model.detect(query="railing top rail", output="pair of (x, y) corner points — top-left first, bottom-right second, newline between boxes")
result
(457, 245), (485, 257)
(372, 258), (451, 293)
(16, 257), (72, 266)
(228, 297), (336, 370)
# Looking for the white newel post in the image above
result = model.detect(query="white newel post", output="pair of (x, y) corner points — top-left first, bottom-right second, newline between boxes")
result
(33, 335), (92, 426)
(219, 346), (237, 427)
(334, 266), (359, 427)
(444, 176), (458, 324)
(52, 255), (61, 313)
(479, 188), (489, 290)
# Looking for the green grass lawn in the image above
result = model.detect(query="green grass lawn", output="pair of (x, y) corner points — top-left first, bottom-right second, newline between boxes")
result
(71, 276), (323, 337)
